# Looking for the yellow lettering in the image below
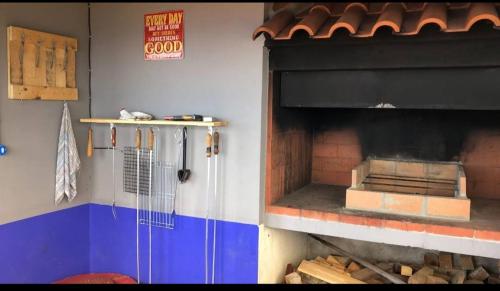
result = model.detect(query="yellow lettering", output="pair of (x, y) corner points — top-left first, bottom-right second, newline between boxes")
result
(154, 42), (163, 54)
(174, 40), (182, 52)
(144, 42), (154, 54)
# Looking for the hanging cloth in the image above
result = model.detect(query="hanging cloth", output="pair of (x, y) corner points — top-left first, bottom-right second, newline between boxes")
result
(55, 102), (81, 204)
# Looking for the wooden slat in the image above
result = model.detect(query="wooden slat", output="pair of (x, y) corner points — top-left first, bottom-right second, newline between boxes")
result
(368, 173), (456, 184)
(22, 42), (38, 86)
(364, 177), (456, 190)
(45, 46), (55, 87)
(66, 47), (76, 88)
(80, 118), (228, 127)
(8, 26), (77, 49)
(297, 260), (365, 284)
(364, 183), (454, 197)
(8, 40), (22, 85)
(8, 84), (77, 100)
(55, 47), (66, 87)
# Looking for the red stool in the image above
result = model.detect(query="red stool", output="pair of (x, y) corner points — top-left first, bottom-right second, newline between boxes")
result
(54, 273), (137, 284)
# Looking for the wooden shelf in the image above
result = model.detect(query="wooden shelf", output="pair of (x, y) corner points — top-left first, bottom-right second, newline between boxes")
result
(80, 118), (227, 127)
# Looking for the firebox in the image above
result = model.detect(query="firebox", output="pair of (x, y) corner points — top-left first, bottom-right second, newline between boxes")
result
(256, 3), (500, 257)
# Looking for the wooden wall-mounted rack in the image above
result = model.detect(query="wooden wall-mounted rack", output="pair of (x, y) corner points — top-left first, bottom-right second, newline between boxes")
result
(80, 118), (227, 127)
(7, 26), (78, 101)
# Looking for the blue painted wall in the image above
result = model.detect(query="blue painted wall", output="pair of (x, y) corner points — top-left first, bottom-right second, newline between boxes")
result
(0, 203), (259, 283)
(89, 204), (259, 283)
(0, 205), (90, 283)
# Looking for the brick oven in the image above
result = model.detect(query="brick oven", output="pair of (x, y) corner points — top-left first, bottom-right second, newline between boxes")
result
(254, 2), (500, 258)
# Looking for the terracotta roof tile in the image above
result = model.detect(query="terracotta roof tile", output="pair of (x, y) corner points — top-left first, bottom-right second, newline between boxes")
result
(397, 3), (447, 35)
(291, 8), (330, 36)
(253, 2), (500, 40)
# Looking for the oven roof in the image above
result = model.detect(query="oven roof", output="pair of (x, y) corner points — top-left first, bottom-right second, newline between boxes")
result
(253, 2), (500, 40)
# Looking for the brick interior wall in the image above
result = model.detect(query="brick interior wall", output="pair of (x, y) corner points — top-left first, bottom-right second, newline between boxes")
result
(311, 127), (500, 200)
(265, 72), (312, 207)
(460, 130), (500, 200)
(312, 128), (362, 187)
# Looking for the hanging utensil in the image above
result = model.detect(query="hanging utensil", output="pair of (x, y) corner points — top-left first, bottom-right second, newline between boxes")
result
(147, 127), (154, 284)
(211, 131), (219, 284)
(86, 127), (93, 158)
(111, 124), (117, 220)
(204, 130), (212, 284)
(177, 127), (191, 183)
(135, 127), (141, 284)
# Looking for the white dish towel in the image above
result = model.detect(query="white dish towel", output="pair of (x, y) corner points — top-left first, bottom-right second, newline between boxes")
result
(55, 102), (81, 205)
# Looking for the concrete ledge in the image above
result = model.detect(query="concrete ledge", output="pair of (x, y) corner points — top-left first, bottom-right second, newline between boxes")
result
(265, 212), (500, 259)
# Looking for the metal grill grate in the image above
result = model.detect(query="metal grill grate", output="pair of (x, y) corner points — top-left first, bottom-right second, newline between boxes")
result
(123, 146), (151, 195)
(123, 145), (178, 229)
(139, 160), (177, 229)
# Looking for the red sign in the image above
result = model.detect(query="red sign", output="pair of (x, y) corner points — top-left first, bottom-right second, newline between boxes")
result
(144, 10), (184, 60)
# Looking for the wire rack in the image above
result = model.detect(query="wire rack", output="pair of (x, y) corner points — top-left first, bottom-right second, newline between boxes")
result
(123, 146), (178, 229)
(123, 147), (151, 195)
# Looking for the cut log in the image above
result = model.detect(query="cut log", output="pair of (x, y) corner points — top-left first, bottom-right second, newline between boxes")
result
(297, 260), (365, 284)
(458, 255), (474, 271)
(408, 266), (434, 284)
(285, 272), (302, 284)
(408, 274), (427, 284)
(426, 275), (449, 284)
(468, 266), (489, 281)
(450, 270), (466, 284)
(308, 234), (406, 284)
(283, 263), (295, 284)
(351, 263), (393, 281)
(409, 274), (448, 284)
(347, 262), (361, 273)
(401, 265), (413, 277)
(433, 272), (451, 282)
(487, 276), (500, 284)
(439, 253), (453, 272)
(301, 273), (327, 284)
(351, 268), (376, 282)
(365, 277), (385, 284)
(415, 266), (435, 277)
(424, 253), (439, 266)
(330, 255), (351, 267)
(325, 256), (347, 270)
(312, 258), (347, 273)
(464, 280), (484, 284)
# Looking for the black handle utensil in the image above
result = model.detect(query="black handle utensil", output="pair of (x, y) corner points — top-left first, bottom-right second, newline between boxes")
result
(177, 127), (191, 183)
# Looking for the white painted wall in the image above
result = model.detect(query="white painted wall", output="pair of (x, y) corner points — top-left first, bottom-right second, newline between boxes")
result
(258, 225), (309, 283)
(0, 3), (91, 224)
(89, 3), (265, 225)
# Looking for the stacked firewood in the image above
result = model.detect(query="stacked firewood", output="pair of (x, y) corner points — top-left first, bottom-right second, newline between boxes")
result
(285, 252), (500, 284)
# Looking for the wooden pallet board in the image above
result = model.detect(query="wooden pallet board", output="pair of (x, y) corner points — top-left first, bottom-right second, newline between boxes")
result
(7, 26), (78, 100)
